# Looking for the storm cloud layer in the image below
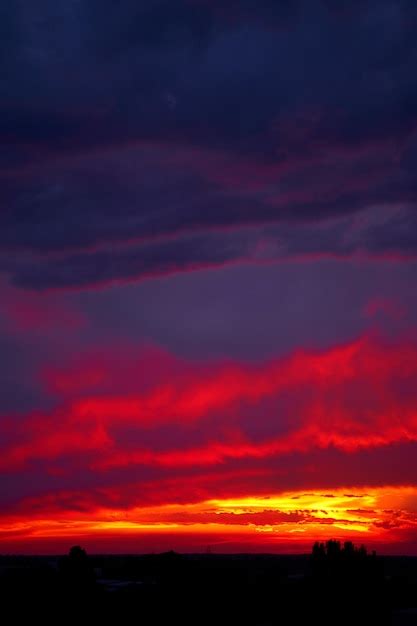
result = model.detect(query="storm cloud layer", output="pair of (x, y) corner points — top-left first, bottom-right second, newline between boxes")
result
(1, 0), (417, 289)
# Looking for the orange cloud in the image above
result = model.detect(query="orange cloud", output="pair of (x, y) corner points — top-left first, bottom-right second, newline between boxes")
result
(2, 486), (417, 554)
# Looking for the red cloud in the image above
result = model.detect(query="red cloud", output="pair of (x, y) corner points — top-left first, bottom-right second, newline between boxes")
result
(1, 334), (417, 474)
(1, 279), (86, 332)
(364, 298), (407, 321)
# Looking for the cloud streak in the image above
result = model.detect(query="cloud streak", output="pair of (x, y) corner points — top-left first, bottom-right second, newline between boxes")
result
(3, 335), (417, 470)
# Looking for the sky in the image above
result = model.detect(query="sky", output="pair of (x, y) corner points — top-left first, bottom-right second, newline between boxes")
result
(1, 0), (417, 554)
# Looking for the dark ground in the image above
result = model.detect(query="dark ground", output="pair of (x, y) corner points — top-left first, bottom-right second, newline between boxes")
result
(1, 549), (417, 625)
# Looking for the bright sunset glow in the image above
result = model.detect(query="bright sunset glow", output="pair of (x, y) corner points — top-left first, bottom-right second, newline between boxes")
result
(2, 486), (417, 553)
(1, 0), (417, 557)
(1, 334), (417, 552)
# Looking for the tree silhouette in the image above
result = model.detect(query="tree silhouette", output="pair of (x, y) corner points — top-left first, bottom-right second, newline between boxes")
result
(60, 545), (96, 595)
(310, 539), (381, 584)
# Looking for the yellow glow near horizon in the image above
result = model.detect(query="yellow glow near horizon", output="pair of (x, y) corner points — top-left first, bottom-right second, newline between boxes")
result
(2, 486), (417, 546)
(210, 491), (377, 512)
